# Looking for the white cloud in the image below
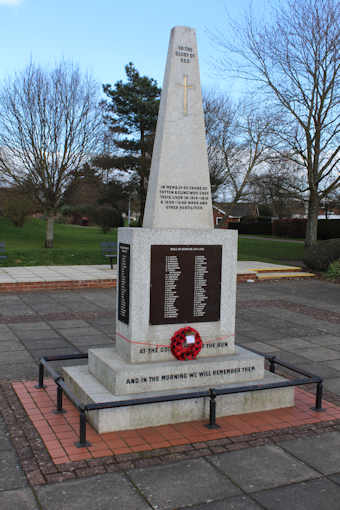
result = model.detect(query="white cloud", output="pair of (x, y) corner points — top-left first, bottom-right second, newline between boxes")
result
(0, 0), (22, 5)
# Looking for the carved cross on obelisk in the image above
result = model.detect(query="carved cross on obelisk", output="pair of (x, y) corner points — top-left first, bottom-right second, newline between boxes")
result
(177, 74), (194, 115)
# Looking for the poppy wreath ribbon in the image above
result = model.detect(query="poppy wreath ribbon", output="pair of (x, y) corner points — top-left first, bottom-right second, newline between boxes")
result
(170, 326), (202, 361)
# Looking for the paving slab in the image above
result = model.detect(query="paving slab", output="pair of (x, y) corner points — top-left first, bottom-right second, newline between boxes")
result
(185, 495), (263, 509)
(35, 473), (150, 510)
(0, 451), (28, 491)
(293, 347), (340, 362)
(279, 431), (340, 474)
(0, 488), (39, 510)
(9, 322), (53, 331)
(48, 320), (90, 329)
(0, 330), (20, 341)
(20, 338), (71, 350)
(209, 444), (318, 492)
(323, 378), (340, 394)
(240, 341), (280, 353)
(0, 417), (12, 451)
(0, 350), (34, 363)
(324, 360), (340, 370)
(0, 362), (37, 380)
(0, 341), (26, 352)
(252, 478), (340, 510)
(28, 346), (81, 361)
(296, 361), (340, 379)
(265, 338), (312, 351)
(59, 327), (105, 339)
(128, 458), (241, 509)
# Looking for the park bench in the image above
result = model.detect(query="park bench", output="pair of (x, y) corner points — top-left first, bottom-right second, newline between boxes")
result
(0, 242), (7, 263)
(101, 241), (117, 269)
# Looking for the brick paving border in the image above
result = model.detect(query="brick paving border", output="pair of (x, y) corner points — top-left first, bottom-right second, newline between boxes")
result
(0, 279), (116, 293)
(2, 379), (340, 487)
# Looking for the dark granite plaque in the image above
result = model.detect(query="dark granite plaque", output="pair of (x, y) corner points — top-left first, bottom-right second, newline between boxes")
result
(150, 245), (222, 325)
(118, 243), (130, 324)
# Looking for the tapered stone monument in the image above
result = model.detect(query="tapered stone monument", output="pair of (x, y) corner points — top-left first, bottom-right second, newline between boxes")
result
(63, 26), (294, 432)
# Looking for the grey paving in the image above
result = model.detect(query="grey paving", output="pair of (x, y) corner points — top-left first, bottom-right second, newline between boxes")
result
(0, 488), (39, 509)
(293, 346), (340, 362)
(209, 444), (318, 492)
(128, 458), (241, 509)
(0, 417), (12, 451)
(252, 478), (340, 510)
(0, 279), (339, 509)
(35, 473), (151, 510)
(279, 431), (340, 474)
(0, 451), (28, 491)
(186, 495), (263, 509)
(0, 341), (27, 352)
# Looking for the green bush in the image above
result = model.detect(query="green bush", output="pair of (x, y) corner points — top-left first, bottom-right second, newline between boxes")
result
(238, 222), (272, 235)
(326, 259), (340, 279)
(93, 206), (123, 233)
(318, 219), (340, 240)
(2, 195), (34, 227)
(303, 238), (340, 270)
(272, 218), (306, 238)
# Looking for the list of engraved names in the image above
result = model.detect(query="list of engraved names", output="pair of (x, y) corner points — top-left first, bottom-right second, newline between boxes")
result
(150, 245), (222, 325)
(118, 243), (130, 324)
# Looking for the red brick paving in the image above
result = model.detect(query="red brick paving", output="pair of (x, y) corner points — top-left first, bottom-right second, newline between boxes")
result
(12, 378), (340, 465)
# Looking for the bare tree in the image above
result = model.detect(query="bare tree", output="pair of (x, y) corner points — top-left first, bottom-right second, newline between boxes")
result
(214, 0), (340, 246)
(248, 159), (306, 218)
(203, 91), (272, 216)
(0, 62), (101, 247)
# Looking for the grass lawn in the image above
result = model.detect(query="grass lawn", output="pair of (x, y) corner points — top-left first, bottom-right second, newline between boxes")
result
(0, 217), (117, 266)
(238, 237), (304, 264)
(0, 217), (305, 266)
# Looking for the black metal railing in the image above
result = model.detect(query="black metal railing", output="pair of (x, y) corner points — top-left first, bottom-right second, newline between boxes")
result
(35, 352), (324, 448)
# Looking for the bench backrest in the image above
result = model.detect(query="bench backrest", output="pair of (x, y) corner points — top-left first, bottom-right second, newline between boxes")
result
(0, 242), (7, 259)
(101, 241), (117, 255)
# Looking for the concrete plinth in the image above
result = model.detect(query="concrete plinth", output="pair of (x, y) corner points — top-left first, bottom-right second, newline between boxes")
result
(62, 365), (295, 433)
(116, 227), (237, 364)
(88, 346), (264, 395)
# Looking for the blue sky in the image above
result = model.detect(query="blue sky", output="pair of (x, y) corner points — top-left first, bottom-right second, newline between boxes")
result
(0, 0), (271, 97)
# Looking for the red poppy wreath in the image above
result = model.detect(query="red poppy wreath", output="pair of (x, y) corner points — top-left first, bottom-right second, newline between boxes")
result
(170, 326), (202, 361)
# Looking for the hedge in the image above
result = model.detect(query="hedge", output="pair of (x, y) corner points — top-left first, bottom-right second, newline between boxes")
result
(238, 222), (272, 235)
(272, 218), (340, 239)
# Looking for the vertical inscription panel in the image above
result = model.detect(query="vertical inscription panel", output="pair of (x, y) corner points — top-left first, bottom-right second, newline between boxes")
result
(150, 245), (222, 325)
(118, 243), (130, 324)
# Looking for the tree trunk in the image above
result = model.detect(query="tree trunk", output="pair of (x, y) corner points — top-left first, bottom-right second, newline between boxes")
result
(305, 192), (319, 248)
(45, 214), (54, 248)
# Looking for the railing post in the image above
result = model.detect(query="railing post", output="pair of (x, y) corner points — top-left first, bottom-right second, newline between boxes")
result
(312, 380), (325, 412)
(269, 356), (276, 374)
(75, 408), (91, 447)
(35, 362), (45, 389)
(205, 388), (220, 429)
(53, 384), (66, 414)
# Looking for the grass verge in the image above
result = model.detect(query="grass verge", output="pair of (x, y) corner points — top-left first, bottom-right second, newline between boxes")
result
(0, 217), (305, 266)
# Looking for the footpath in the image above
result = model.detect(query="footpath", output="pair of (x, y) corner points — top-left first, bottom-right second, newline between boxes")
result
(0, 261), (314, 292)
(0, 278), (339, 509)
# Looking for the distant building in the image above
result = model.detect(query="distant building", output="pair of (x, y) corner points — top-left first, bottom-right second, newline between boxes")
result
(213, 203), (259, 228)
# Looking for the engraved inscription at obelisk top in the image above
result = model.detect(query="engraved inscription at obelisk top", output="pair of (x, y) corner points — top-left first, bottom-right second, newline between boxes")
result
(143, 26), (214, 229)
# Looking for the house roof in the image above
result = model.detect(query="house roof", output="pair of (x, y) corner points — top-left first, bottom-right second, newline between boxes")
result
(213, 203), (259, 218)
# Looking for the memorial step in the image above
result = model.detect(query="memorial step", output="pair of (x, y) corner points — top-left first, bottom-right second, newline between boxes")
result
(256, 271), (315, 280)
(62, 365), (295, 433)
(87, 346), (264, 395)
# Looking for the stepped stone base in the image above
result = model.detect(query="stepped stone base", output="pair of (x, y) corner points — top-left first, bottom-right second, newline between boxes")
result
(62, 365), (295, 433)
(88, 346), (264, 395)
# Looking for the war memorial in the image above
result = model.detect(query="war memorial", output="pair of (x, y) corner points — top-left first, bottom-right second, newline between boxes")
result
(63, 26), (294, 432)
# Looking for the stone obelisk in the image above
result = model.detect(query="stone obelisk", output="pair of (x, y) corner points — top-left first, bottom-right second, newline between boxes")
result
(63, 27), (294, 432)
(143, 26), (214, 230)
